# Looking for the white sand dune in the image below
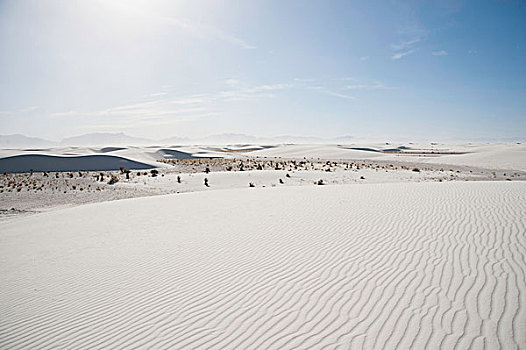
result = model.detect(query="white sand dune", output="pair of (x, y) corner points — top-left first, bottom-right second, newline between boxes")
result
(1, 142), (524, 174)
(0, 154), (155, 173)
(1, 182), (524, 349)
(0, 145), (229, 172)
(249, 143), (526, 171)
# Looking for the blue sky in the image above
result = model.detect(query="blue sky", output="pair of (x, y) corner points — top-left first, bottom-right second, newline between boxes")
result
(0, 0), (525, 141)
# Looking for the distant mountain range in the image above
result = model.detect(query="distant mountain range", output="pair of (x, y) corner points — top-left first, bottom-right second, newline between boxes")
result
(3, 132), (522, 148)
(61, 132), (151, 146)
(0, 133), (356, 147)
(0, 134), (57, 148)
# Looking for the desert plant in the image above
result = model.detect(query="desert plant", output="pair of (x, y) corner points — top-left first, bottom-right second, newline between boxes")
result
(204, 178), (209, 187)
(205, 167), (210, 174)
(286, 173), (290, 178)
(360, 176), (365, 179)
(249, 182), (255, 187)
(412, 168), (420, 172)
(150, 169), (159, 177)
(108, 175), (119, 185)
(316, 179), (324, 185)
(279, 179), (284, 184)
(177, 175), (181, 183)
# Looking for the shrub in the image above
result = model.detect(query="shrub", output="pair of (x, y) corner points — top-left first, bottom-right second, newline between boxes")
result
(177, 175), (181, 183)
(412, 168), (420, 172)
(108, 175), (119, 185)
(249, 182), (255, 187)
(286, 173), (290, 178)
(204, 178), (209, 187)
(316, 179), (324, 185)
(150, 169), (159, 177)
(360, 176), (365, 179)
(279, 179), (284, 184)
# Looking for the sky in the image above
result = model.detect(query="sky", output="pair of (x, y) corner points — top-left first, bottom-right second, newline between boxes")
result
(0, 0), (525, 142)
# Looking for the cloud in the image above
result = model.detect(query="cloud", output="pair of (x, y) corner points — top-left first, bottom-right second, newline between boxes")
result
(391, 38), (421, 51)
(225, 79), (240, 86)
(323, 91), (355, 100)
(345, 82), (398, 90)
(114, 2), (256, 50)
(432, 50), (448, 56)
(390, 34), (422, 60)
(293, 78), (317, 82)
(50, 83), (292, 124)
(18, 106), (39, 113)
(309, 87), (355, 100)
(146, 92), (168, 98)
(360, 56), (369, 61)
(155, 14), (256, 50)
(391, 49), (416, 60)
(0, 106), (40, 116)
(293, 78), (398, 99)
(216, 84), (292, 102)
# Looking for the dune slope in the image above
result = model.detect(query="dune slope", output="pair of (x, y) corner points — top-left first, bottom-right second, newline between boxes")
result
(0, 154), (154, 173)
(0, 182), (525, 349)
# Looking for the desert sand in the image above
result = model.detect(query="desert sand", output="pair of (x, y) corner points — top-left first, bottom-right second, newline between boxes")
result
(0, 143), (525, 349)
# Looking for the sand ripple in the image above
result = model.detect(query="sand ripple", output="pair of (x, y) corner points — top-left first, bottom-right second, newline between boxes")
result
(0, 182), (525, 349)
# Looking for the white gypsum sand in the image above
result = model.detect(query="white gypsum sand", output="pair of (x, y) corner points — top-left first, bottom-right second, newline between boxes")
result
(1, 142), (525, 173)
(2, 143), (524, 217)
(0, 182), (525, 349)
